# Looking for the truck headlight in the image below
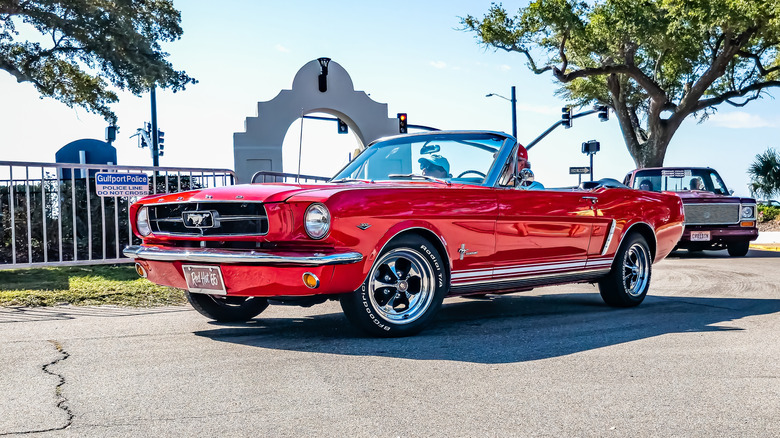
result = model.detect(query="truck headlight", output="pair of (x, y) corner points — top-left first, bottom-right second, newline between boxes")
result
(304, 203), (330, 239)
(136, 206), (152, 236)
(741, 205), (755, 219)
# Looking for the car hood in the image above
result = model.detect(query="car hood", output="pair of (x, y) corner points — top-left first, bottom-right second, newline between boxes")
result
(673, 191), (754, 204)
(139, 181), (465, 204)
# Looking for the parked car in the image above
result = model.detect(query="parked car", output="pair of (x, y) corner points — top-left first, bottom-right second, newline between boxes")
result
(758, 200), (780, 207)
(623, 167), (758, 256)
(125, 131), (684, 337)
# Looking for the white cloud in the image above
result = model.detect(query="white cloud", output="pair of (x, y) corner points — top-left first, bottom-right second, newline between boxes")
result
(275, 44), (290, 53)
(429, 61), (447, 69)
(499, 64), (512, 72)
(708, 111), (776, 129)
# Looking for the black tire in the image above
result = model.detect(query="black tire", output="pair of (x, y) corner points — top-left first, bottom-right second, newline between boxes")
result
(186, 292), (269, 322)
(340, 235), (448, 337)
(598, 233), (652, 307)
(727, 240), (750, 257)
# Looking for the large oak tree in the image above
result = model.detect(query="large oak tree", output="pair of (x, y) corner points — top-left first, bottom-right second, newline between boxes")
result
(462, 0), (780, 167)
(0, 0), (196, 122)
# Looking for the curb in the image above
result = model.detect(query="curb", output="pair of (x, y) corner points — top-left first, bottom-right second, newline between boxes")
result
(750, 244), (780, 252)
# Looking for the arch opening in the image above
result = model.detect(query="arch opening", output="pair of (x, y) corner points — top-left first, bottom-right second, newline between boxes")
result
(281, 111), (363, 179)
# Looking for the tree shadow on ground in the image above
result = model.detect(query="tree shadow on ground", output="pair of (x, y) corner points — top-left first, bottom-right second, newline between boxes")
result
(194, 293), (780, 364)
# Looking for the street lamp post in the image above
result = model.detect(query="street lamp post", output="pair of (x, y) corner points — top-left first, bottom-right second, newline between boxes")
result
(486, 86), (517, 138)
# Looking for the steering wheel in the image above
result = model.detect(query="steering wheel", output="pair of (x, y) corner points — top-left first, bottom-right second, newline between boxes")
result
(456, 170), (486, 179)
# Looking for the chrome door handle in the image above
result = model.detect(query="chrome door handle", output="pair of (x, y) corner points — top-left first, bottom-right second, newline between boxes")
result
(582, 196), (598, 203)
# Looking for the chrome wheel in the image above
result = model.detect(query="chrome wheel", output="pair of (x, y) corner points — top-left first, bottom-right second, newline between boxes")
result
(368, 248), (436, 325)
(622, 242), (650, 297)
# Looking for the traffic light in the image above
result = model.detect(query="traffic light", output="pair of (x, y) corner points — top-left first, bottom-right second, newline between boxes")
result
(157, 129), (165, 150)
(138, 123), (151, 148)
(337, 118), (348, 134)
(582, 140), (600, 154)
(105, 125), (117, 143)
(597, 106), (609, 122)
(398, 113), (407, 134)
(561, 107), (573, 129)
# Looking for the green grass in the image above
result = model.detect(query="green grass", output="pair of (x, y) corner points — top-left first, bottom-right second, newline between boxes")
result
(0, 265), (186, 307)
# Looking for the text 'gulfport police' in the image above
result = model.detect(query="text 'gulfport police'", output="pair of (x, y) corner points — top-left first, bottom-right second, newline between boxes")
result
(95, 174), (148, 185)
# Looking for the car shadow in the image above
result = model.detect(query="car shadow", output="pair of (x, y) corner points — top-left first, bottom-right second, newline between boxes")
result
(193, 293), (780, 364)
(669, 249), (780, 259)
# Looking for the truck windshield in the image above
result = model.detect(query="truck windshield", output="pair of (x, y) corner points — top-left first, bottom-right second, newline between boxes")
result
(632, 169), (730, 195)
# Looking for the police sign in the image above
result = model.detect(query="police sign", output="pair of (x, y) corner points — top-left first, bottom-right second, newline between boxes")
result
(95, 173), (149, 197)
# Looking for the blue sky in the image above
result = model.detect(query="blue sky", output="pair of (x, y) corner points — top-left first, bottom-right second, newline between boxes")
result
(1, 0), (778, 197)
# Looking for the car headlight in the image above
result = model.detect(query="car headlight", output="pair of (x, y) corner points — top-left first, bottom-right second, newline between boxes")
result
(136, 206), (152, 236)
(741, 205), (755, 219)
(304, 203), (330, 239)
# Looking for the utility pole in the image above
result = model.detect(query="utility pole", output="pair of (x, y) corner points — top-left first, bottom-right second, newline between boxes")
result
(486, 86), (518, 139)
(510, 86), (517, 139)
(150, 87), (160, 167)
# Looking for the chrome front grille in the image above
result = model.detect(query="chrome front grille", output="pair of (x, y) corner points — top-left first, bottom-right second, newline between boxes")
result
(683, 203), (739, 225)
(149, 202), (268, 236)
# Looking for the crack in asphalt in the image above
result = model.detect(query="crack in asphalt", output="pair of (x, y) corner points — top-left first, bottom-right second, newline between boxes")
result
(0, 340), (74, 436)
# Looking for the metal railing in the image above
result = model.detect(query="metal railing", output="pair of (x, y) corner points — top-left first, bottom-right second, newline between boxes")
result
(251, 170), (330, 184)
(0, 161), (235, 270)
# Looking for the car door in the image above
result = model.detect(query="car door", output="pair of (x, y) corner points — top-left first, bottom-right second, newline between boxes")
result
(494, 188), (596, 282)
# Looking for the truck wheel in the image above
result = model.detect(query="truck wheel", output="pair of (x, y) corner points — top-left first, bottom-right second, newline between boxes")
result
(340, 235), (448, 337)
(598, 233), (651, 307)
(186, 292), (269, 322)
(727, 240), (750, 257)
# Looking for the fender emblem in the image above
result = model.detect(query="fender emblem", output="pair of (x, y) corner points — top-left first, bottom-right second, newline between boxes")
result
(357, 223), (372, 230)
(458, 244), (478, 260)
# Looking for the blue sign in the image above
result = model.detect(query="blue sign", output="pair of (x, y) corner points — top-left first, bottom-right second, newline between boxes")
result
(95, 173), (149, 197)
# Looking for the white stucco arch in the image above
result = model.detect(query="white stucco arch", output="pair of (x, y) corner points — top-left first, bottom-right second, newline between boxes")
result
(233, 59), (399, 183)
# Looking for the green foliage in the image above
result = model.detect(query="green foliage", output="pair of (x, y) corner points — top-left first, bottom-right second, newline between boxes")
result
(758, 205), (780, 222)
(462, 1), (780, 167)
(0, 0), (196, 121)
(748, 148), (780, 200)
(0, 265), (185, 307)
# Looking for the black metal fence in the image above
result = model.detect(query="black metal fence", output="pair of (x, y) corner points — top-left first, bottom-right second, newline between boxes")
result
(0, 161), (235, 269)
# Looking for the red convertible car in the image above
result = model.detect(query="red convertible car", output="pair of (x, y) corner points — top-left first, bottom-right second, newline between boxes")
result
(125, 131), (684, 337)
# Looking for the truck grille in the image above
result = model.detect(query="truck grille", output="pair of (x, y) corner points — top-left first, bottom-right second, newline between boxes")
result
(149, 202), (268, 236)
(683, 203), (739, 225)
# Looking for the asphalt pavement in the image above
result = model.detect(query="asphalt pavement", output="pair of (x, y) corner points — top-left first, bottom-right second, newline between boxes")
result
(2, 249), (780, 437)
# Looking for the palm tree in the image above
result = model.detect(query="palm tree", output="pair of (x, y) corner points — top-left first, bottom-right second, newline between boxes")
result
(748, 148), (780, 200)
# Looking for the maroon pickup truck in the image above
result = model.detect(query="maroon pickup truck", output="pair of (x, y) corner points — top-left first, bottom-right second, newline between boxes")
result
(623, 167), (758, 256)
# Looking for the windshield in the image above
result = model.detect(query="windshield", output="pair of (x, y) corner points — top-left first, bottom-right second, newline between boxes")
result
(632, 169), (730, 195)
(331, 133), (506, 184)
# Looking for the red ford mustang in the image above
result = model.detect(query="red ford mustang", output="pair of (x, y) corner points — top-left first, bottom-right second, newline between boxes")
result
(125, 131), (684, 337)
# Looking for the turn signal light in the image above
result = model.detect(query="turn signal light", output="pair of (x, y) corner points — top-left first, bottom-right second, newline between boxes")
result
(741, 221), (755, 227)
(302, 272), (320, 289)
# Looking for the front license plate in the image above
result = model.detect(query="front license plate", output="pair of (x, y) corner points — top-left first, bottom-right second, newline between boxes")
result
(690, 231), (711, 242)
(182, 265), (226, 295)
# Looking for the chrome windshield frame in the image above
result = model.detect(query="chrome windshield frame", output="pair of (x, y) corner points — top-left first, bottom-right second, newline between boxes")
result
(330, 131), (516, 188)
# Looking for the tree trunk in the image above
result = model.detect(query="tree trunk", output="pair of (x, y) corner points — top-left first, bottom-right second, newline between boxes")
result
(628, 135), (671, 168)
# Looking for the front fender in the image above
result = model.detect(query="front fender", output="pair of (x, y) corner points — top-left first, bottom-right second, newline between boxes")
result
(361, 220), (451, 277)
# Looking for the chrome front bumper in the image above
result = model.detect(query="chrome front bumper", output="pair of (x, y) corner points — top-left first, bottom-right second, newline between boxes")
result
(123, 245), (364, 266)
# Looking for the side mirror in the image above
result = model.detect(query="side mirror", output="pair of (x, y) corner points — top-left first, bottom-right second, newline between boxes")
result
(517, 168), (534, 189)
(729, 189), (735, 195)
